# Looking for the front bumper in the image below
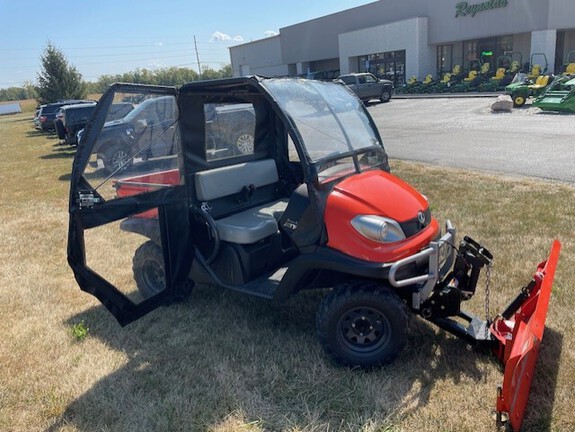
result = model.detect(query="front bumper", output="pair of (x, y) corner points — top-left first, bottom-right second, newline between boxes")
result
(388, 220), (456, 309)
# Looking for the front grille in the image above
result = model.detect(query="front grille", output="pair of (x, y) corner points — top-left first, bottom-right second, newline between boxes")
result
(400, 207), (431, 238)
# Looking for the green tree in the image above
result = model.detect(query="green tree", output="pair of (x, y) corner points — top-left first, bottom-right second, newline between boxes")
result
(36, 43), (86, 104)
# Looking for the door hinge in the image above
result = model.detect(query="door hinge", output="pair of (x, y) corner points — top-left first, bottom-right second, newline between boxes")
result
(77, 191), (101, 209)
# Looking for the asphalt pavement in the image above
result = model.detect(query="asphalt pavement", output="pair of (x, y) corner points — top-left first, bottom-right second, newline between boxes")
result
(367, 97), (575, 184)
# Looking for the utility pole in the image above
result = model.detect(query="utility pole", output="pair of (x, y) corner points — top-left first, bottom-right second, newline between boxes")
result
(194, 35), (202, 77)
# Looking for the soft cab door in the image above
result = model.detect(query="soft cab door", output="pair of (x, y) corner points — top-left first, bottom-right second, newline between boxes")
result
(68, 83), (194, 325)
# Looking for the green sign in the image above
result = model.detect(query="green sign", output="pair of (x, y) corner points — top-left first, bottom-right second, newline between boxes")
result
(455, 0), (508, 18)
(482, 51), (493, 56)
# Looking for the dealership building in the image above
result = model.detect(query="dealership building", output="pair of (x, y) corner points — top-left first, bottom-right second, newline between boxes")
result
(229, 0), (575, 85)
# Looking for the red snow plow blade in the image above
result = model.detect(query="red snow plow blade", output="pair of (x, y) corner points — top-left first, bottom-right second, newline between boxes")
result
(490, 240), (561, 431)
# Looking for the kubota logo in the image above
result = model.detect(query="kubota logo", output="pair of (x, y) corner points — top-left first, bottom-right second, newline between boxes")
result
(418, 211), (426, 225)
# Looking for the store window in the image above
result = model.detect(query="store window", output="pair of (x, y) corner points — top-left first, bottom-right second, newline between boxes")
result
(358, 50), (406, 86)
(437, 45), (453, 75)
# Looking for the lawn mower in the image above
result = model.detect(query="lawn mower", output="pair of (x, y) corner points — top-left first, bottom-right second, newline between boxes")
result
(479, 55), (521, 92)
(68, 77), (560, 431)
(533, 74), (575, 113)
(504, 54), (554, 107)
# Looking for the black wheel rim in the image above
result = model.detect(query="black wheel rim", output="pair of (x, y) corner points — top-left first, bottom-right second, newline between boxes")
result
(142, 259), (165, 295)
(338, 306), (391, 354)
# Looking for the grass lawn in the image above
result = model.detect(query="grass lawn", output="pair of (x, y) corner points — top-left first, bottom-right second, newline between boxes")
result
(0, 105), (573, 432)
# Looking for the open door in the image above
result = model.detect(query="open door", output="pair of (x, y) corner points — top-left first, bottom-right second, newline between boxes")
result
(67, 83), (194, 326)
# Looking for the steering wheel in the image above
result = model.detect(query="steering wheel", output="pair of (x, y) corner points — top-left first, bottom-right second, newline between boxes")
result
(190, 208), (220, 265)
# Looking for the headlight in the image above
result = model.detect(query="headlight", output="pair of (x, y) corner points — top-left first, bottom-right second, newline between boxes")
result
(351, 215), (406, 243)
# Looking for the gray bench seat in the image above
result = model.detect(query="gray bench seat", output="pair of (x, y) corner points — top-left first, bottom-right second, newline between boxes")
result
(215, 199), (288, 244)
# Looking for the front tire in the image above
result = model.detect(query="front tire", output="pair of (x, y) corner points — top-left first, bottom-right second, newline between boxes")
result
(133, 241), (165, 299)
(316, 282), (408, 368)
(103, 145), (132, 173)
(513, 94), (526, 107)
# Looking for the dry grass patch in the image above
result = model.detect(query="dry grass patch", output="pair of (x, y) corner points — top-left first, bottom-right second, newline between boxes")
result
(0, 109), (573, 431)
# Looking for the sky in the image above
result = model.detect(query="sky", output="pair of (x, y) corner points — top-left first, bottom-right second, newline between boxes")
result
(0, 0), (376, 89)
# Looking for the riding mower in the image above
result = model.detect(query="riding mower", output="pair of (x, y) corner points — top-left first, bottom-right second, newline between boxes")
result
(533, 74), (575, 112)
(67, 77), (560, 432)
(480, 56), (521, 92)
(505, 53), (553, 106)
(431, 64), (463, 92)
(450, 62), (491, 93)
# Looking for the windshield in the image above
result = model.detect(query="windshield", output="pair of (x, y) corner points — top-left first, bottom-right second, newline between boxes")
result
(261, 79), (383, 162)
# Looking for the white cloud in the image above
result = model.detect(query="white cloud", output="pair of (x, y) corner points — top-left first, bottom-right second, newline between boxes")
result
(264, 31), (278, 37)
(154, 42), (164, 47)
(211, 31), (244, 43)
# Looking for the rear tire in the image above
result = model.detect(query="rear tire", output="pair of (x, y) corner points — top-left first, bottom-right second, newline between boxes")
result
(133, 241), (165, 298)
(316, 282), (408, 368)
(380, 89), (392, 103)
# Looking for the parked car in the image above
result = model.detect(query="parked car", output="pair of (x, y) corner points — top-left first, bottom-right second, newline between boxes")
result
(336, 73), (394, 103)
(33, 106), (43, 130)
(54, 109), (66, 140)
(38, 99), (94, 132)
(92, 96), (255, 172)
(61, 103), (98, 145)
(75, 102), (135, 146)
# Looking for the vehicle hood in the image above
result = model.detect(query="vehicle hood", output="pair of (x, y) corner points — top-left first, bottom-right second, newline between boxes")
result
(330, 170), (428, 222)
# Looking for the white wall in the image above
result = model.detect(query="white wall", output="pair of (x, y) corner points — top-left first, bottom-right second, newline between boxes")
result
(338, 17), (434, 80)
(531, 30), (557, 73)
(229, 35), (288, 77)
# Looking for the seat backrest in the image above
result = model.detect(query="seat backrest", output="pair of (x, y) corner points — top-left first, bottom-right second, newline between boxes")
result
(195, 159), (278, 202)
(423, 74), (433, 84)
(530, 64), (541, 77)
(452, 65), (461, 75)
(465, 70), (478, 81)
(540, 75), (550, 86)
(565, 63), (575, 74)
(494, 68), (506, 79)
(481, 63), (490, 74)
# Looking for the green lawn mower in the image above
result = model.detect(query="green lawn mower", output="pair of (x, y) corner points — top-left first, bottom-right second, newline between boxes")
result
(533, 75), (575, 113)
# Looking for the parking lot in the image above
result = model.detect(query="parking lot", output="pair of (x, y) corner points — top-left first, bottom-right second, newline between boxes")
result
(367, 97), (575, 184)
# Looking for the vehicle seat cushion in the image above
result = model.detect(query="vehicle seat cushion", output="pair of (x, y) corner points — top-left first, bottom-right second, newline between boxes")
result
(215, 199), (289, 244)
(195, 159), (279, 201)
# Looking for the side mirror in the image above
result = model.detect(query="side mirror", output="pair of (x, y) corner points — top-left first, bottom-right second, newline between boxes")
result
(134, 119), (148, 134)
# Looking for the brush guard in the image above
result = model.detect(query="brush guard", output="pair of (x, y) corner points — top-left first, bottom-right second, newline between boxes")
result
(427, 240), (560, 431)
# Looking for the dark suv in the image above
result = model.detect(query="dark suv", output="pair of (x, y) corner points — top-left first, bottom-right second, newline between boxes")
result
(61, 103), (97, 145)
(92, 96), (255, 173)
(38, 99), (94, 132)
(336, 73), (394, 103)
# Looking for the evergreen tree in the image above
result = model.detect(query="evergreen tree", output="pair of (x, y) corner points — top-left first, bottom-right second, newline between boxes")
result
(36, 43), (86, 104)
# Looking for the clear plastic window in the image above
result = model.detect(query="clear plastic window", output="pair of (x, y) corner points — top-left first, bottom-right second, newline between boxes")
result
(204, 103), (255, 161)
(82, 91), (182, 202)
(262, 79), (382, 163)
